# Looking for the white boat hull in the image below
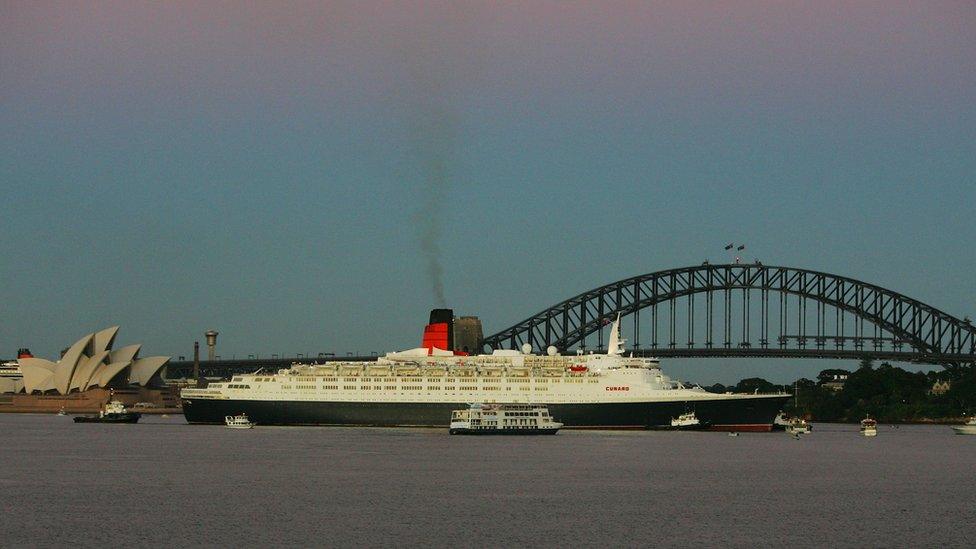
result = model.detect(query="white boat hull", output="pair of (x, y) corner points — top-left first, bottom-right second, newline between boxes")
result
(951, 425), (976, 435)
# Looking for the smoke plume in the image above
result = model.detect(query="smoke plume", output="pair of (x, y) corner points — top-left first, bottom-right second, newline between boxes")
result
(403, 8), (478, 307)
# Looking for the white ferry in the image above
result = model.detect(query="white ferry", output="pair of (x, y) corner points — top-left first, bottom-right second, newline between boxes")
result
(449, 403), (561, 435)
(181, 311), (790, 430)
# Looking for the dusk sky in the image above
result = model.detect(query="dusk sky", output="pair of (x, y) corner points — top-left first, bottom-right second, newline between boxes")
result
(2, 1), (974, 383)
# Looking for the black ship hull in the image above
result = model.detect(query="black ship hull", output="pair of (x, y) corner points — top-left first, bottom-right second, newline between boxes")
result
(182, 396), (789, 431)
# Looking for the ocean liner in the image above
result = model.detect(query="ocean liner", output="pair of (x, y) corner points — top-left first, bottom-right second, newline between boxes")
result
(181, 311), (789, 430)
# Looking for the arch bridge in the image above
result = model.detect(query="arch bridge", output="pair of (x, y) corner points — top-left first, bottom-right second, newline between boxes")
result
(482, 264), (976, 370)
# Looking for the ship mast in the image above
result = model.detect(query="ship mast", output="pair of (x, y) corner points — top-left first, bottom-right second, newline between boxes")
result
(607, 313), (624, 356)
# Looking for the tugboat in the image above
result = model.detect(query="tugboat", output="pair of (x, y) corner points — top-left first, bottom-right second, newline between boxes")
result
(73, 401), (141, 424)
(449, 403), (562, 435)
(785, 417), (812, 436)
(950, 416), (976, 435)
(860, 415), (878, 437)
(649, 410), (709, 431)
(225, 413), (255, 429)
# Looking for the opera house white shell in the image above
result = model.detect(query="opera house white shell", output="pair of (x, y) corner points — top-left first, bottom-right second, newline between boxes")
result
(18, 327), (170, 394)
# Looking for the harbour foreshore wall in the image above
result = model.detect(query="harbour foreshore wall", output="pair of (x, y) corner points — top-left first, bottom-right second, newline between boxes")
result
(0, 386), (180, 414)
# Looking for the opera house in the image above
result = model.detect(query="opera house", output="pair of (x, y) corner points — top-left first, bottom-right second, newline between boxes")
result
(1, 327), (178, 413)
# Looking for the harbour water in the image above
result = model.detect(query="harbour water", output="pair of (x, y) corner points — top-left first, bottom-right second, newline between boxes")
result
(1, 414), (973, 548)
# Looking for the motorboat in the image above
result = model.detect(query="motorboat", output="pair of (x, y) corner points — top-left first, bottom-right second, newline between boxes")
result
(860, 416), (878, 437)
(73, 401), (141, 424)
(785, 417), (812, 435)
(669, 411), (708, 430)
(225, 414), (255, 429)
(951, 416), (976, 435)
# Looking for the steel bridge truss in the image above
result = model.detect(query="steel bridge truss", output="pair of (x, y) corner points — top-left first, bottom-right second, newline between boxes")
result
(482, 264), (976, 368)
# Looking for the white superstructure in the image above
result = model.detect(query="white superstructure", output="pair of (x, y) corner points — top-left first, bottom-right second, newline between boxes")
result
(185, 318), (770, 406)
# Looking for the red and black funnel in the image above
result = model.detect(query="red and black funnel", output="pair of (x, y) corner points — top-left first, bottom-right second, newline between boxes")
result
(422, 309), (454, 353)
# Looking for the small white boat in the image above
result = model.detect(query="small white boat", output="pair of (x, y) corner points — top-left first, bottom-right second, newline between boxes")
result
(785, 417), (812, 435)
(860, 416), (878, 437)
(727, 431), (739, 437)
(670, 411), (703, 429)
(225, 414), (254, 429)
(57, 406), (66, 416)
(951, 416), (976, 435)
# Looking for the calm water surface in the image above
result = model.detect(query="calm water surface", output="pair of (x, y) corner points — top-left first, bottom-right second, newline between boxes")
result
(1, 414), (972, 548)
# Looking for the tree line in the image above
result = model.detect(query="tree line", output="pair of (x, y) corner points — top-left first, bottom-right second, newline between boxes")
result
(704, 359), (976, 422)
